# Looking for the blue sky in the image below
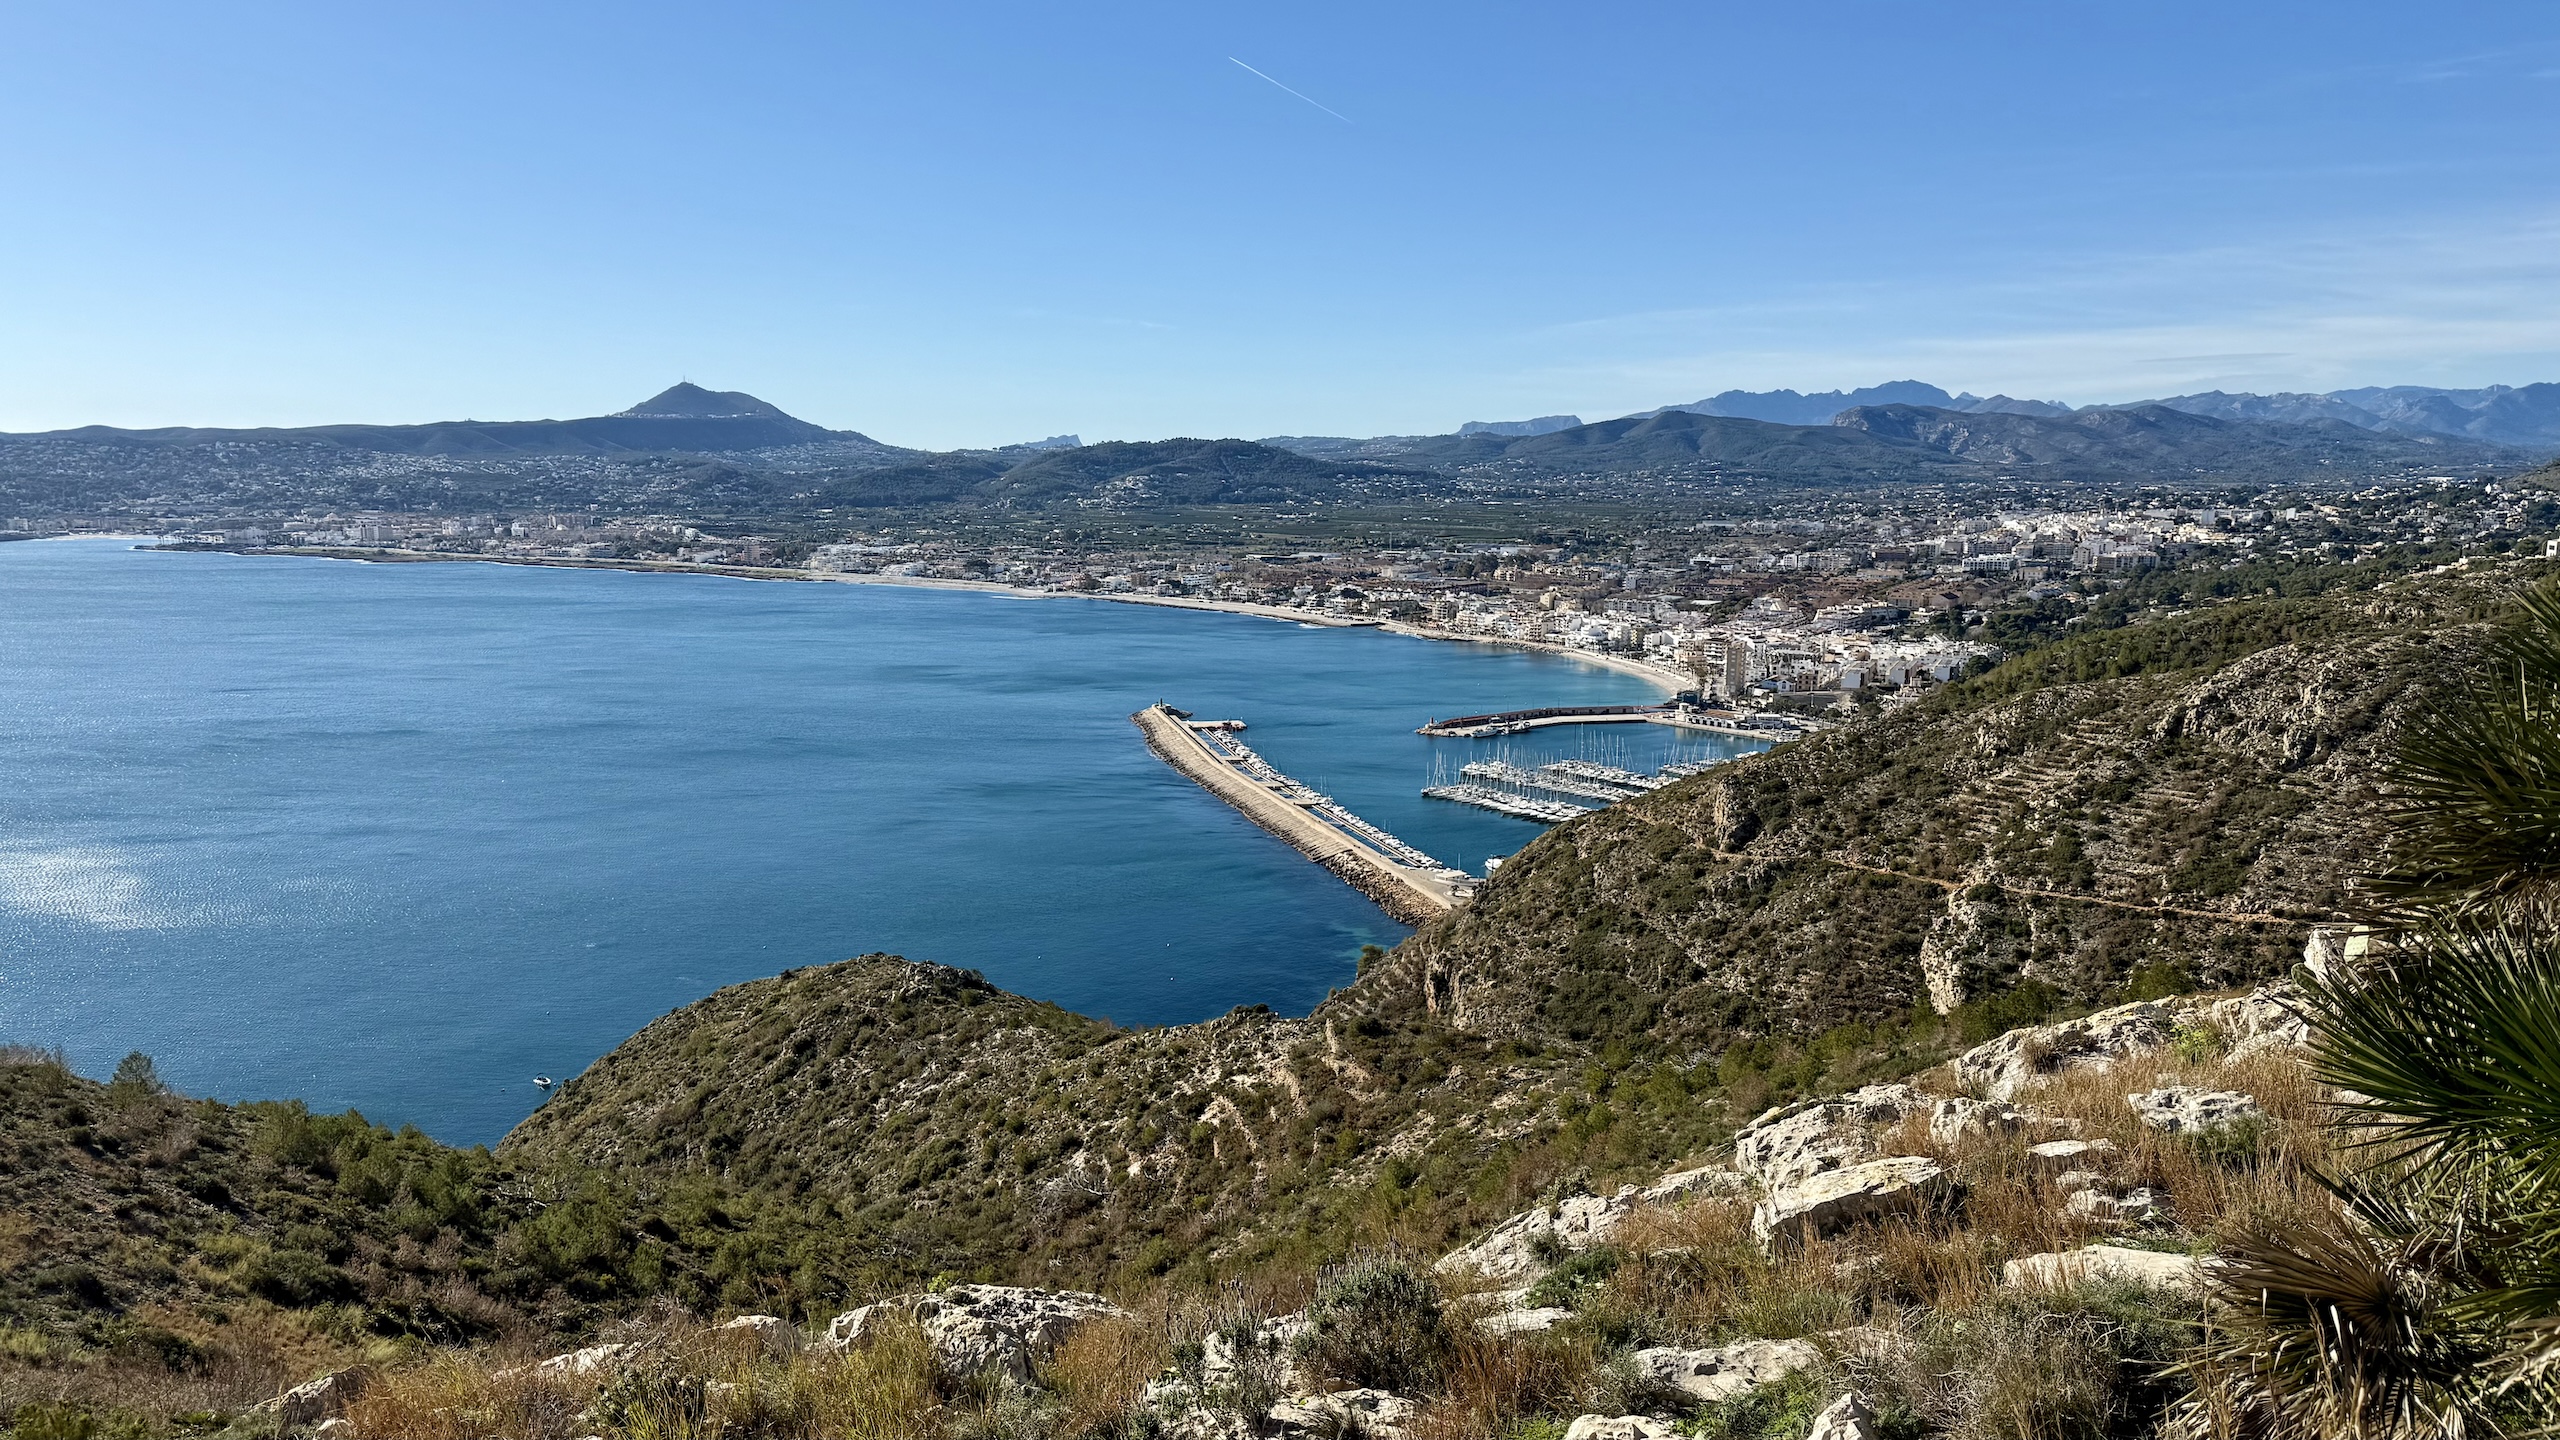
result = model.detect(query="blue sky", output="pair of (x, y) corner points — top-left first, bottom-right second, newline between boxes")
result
(5, 1), (2559, 446)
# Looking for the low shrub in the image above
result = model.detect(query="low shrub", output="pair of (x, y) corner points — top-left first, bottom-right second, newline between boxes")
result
(1294, 1255), (1451, 1393)
(1521, 1245), (1622, 1312)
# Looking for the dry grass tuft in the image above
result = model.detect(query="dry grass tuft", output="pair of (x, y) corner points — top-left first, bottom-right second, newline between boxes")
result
(342, 1351), (590, 1440)
(338, 1311), (951, 1440)
(1405, 1330), (1594, 1440)
(1039, 1311), (1168, 1437)
(2015, 1046), (2343, 1248)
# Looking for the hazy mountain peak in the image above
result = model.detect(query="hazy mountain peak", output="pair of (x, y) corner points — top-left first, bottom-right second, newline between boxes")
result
(1642, 381), (1959, 426)
(617, 382), (797, 421)
(1458, 415), (1583, 437)
(1954, 393), (2076, 418)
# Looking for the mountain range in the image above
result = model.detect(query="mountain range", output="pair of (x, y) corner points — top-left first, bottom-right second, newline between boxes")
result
(1272, 400), (2521, 485)
(1581, 379), (2560, 451)
(3, 379), (2551, 522)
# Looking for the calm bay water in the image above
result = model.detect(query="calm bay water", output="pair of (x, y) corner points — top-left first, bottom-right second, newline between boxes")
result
(0, 539), (1762, 1144)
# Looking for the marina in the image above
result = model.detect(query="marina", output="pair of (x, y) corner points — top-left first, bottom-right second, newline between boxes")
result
(1539, 759), (1666, 792)
(1460, 760), (1633, 804)
(1420, 784), (1595, 823)
(1421, 736), (1784, 826)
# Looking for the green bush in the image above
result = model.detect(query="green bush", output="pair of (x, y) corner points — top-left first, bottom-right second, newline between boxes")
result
(1293, 1255), (1450, 1393)
(1522, 1244), (1621, 1311)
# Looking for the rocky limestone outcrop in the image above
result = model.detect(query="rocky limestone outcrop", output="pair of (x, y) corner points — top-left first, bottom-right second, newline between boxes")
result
(531, 1342), (641, 1379)
(1732, 1085), (1925, 1187)
(715, 1313), (800, 1360)
(2003, 1243), (2211, 1292)
(824, 1284), (1124, 1383)
(1754, 1155), (1950, 1248)
(1435, 1165), (1742, 1279)
(1953, 1000), (2186, 1101)
(1927, 1096), (2034, 1147)
(2026, 1138), (2117, 1170)
(1477, 1302), (1573, 1335)
(1632, 1337), (1822, 1403)
(2128, 1084), (2265, 1135)
(2198, 987), (2313, 1059)
(2066, 1184), (2166, 1225)
(1563, 1417), (1677, 1440)
(1267, 1388), (1417, 1436)
(1952, 978), (2313, 1102)
(1808, 1392), (1880, 1440)
(252, 1368), (372, 1429)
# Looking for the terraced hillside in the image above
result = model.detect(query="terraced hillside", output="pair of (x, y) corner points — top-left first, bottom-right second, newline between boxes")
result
(1367, 576), (2466, 1055)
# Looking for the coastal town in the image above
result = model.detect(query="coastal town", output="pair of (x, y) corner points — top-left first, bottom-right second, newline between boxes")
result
(16, 468), (2538, 719)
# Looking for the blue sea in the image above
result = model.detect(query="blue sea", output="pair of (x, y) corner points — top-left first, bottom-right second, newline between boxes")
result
(0, 539), (1764, 1145)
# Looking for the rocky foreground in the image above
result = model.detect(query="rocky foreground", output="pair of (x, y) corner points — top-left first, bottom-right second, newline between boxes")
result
(257, 948), (2336, 1440)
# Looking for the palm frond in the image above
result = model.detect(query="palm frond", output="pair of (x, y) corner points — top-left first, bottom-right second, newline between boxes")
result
(2173, 1197), (2508, 1439)
(2371, 579), (2560, 920)
(2300, 920), (2560, 1181)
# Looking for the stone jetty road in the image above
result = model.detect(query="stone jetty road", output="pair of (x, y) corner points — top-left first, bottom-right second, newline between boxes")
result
(1131, 704), (1462, 923)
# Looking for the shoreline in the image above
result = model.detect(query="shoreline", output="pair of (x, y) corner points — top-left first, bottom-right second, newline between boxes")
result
(158, 542), (1690, 693)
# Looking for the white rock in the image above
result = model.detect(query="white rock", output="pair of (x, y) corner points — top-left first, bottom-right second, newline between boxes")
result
(1437, 1164), (1741, 1280)
(256, 1369), (372, 1427)
(1928, 1096), (2027, 1147)
(536, 1343), (638, 1379)
(1953, 1001), (2182, 1101)
(1476, 1305), (1573, 1335)
(1633, 1337), (1821, 1403)
(823, 1284), (1125, 1383)
(2003, 1243), (2209, 1292)
(2202, 985), (2311, 1055)
(715, 1313), (800, 1360)
(2066, 1186), (2166, 1225)
(2127, 1086), (2264, 1136)
(2052, 1169), (2108, 1195)
(1733, 1085), (1924, 1188)
(1807, 1391), (1879, 1440)
(2026, 1138), (2118, 1170)
(1753, 1155), (1950, 1248)
(1563, 1417), (1676, 1440)
(1269, 1388), (1418, 1436)
(1639, 1162), (1748, 1205)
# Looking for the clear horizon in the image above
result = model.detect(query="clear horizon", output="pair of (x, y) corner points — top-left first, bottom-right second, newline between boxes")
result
(6, 1), (2558, 447)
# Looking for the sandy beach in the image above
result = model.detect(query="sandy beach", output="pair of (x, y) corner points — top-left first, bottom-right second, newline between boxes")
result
(169, 542), (1692, 694)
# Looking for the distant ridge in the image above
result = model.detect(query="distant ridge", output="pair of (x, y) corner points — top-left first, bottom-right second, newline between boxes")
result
(2138, 382), (2560, 450)
(1458, 415), (1582, 437)
(1619, 377), (2560, 451)
(1643, 380), (1965, 425)
(3, 383), (884, 459)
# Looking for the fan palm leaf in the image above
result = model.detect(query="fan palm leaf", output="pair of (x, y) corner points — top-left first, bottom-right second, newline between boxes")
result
(2371, 580), (2560, 920)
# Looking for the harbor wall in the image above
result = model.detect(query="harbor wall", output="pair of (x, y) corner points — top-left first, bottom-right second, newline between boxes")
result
(1131, 705), (1450, 925)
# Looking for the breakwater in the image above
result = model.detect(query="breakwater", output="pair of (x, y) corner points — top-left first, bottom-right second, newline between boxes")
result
(1417, 703), (1668, 737)
(1132, 704), (1470, 922)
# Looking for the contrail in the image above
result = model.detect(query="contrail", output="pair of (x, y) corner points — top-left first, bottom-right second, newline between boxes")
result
(1228, 57), (1352, 124)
